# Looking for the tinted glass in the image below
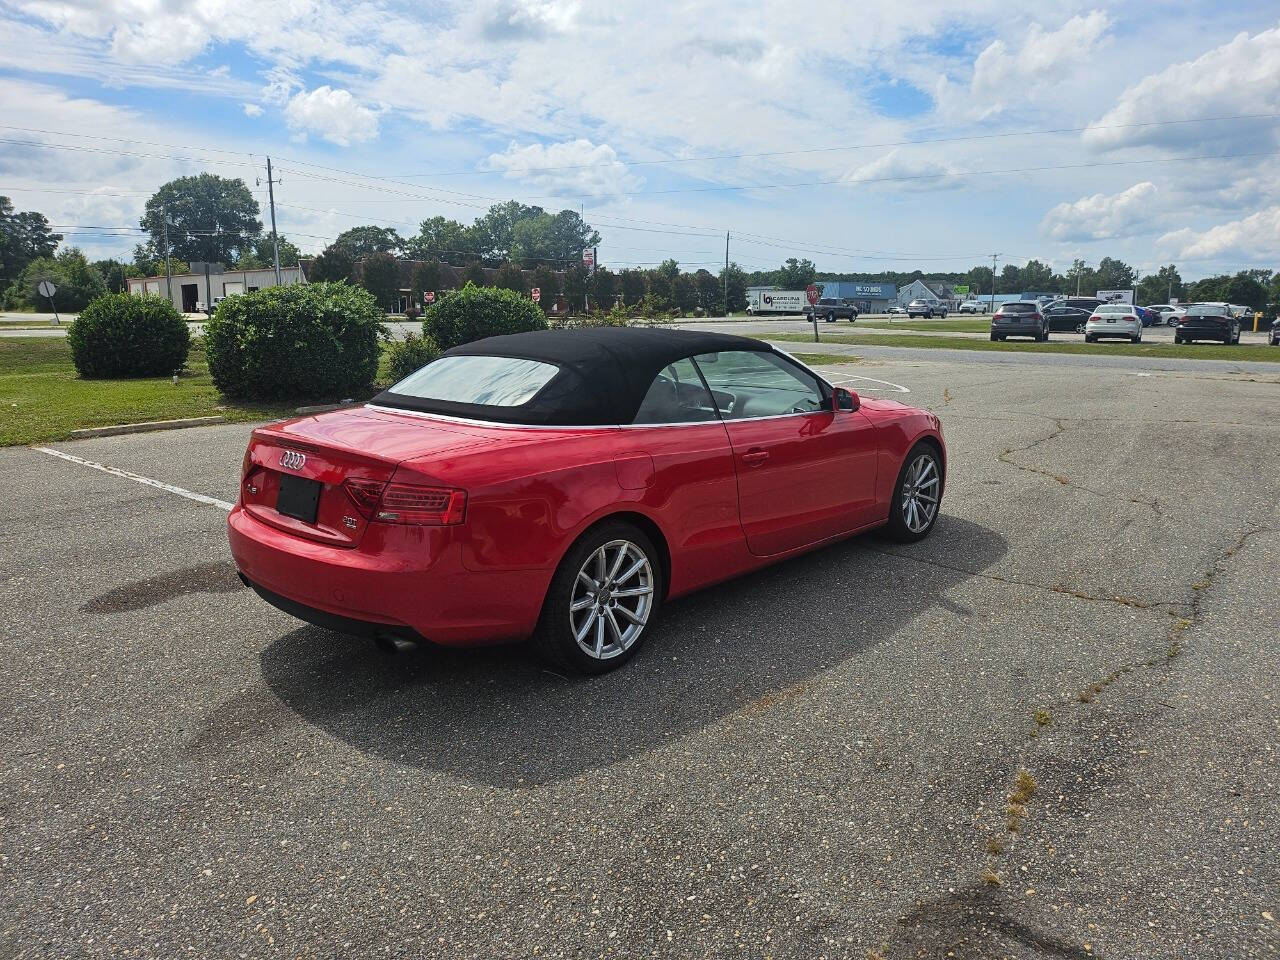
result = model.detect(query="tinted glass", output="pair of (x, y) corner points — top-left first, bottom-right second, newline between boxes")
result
(1000, 303), (1036, 313)
(694, 351), (823, 419)
(391, 355), (558, 406)
(1096, 304), (1132, 315)
(1184, 305), (1228, 317)
(632, 357), (718, 424)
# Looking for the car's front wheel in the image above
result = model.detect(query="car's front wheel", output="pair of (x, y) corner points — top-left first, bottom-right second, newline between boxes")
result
(886, 444), (942, 542)
(532, 521), (662, 674)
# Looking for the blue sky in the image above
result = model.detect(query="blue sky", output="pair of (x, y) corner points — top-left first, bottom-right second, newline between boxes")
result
(1, 1), (1279, 280)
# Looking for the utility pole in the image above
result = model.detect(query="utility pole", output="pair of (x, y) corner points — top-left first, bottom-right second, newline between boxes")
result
(161, 204), (173, 304)
(723, 231), (729, 317)
(989, 253), (999, 313)
(265, 157), (282, 286)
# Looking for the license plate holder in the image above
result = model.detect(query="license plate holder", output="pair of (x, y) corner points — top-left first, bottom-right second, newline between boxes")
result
(276, 473), (321, 523)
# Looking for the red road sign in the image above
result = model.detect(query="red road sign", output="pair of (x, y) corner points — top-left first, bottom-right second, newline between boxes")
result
(424, 291), (435, 304)
(531, 287), (541, 302)
(805, 284), (820, 305)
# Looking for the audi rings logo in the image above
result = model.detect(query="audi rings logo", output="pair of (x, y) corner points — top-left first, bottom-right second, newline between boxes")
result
(279, 450), (307, 470)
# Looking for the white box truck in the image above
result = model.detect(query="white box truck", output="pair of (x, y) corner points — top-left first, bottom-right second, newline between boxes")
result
(745, 289), (808, 315)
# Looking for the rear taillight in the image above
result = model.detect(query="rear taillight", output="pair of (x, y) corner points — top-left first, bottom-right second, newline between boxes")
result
(1088, 315), (1100, 323)
(375, 485), (467, 526)
(342, 477), (466, 525)
(342, 478), (384, 518)
(1031, 312), (1042, 320)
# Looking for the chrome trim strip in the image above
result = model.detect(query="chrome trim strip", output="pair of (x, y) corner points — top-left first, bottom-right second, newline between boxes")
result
(363, 404), (830, 430)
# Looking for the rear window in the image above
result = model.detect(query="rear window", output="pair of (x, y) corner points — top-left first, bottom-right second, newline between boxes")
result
(1184, 305), (1228, 318)
(1000, 303), (1036, 313)
(1096, 304), (1132, 315)
(390, 355), (559, 406)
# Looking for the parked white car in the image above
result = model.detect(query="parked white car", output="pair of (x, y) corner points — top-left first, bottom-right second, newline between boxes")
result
(958, 300), (986, 314)
(1085, 303), (1143, 343)
(1146, 304), (1185, 325)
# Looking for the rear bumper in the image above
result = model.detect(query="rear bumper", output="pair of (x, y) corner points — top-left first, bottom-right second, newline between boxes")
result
(1086, 320), (1141, 337)
(991, 322), (1041, 336)
(227, 504), (546, 645)
(1176, 324), (1231, 341)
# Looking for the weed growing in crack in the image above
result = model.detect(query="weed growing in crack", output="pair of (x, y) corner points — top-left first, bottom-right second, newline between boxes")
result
(986, 836), (1005, 855)
(1033, 709), (1052, 727)
(981, 866), (1004, 887)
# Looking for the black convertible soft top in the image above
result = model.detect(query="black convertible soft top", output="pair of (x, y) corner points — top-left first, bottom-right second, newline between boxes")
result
(371, 327), (776, 426)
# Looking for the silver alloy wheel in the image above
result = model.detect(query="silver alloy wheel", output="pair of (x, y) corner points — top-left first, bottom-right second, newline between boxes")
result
(569, 539), (655, 660)
(900, 453), (940, 534)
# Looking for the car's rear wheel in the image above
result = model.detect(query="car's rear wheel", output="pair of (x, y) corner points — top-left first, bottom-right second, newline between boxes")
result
(532, 521), (662, 674)
(1085, 334), (1096, 343)
(990, 332), (1000, 341)
(886, 444), (942, 543)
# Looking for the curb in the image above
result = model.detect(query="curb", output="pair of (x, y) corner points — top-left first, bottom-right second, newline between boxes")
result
(69, 416), (226, 439)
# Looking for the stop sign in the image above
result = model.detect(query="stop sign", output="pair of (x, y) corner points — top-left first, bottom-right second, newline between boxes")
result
(531, 287), (541, 302)
(805, 284), (820, 305)
(424, 291), (435, 304)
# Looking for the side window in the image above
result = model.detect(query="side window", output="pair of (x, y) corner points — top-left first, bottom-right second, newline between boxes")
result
(632, 357), (719, 424)
(693, 350), (825, 419)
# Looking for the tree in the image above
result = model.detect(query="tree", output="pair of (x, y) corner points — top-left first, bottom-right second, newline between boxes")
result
(17, 248), (106, 311)
(253, 233), (301, 268)
(411, 260), (443, 306)
(308, 243), (356, 283)
(141, 175), (261, 264)
(1094, 257), (1136, 291)
(777, 257), (817, 289)
(647, 268), (674, 310)
(694, 269), (722, 313)
(471, 201), (545, 261)
(590, 267), (617, 310)
(1017, 259), (1057, 292)
(673, 273), (698, 313)
(493, 262), (527, 294)
(546, 209), (600, 263)
(1225, 271), (1267, 310)
(998, 264), (1020, 293)
(461, 262), (489, 287)
(720, 263), (748, 313)
(360, 252), (402, 311)
(333, 225), (404, 257)
(619, 268), (647, 306)
(1, 196), (62, 286)
(562, 264), (589, 312)
(1136, 264), (1182, 305)
(530, 265), (561, 314)
(93, 258), (128, 294)
(406, 216), (475, 263)
(963, 265), (994, 297)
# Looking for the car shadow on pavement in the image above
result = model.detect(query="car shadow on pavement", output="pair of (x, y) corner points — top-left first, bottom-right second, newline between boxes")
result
(259, 516), (1006, 787)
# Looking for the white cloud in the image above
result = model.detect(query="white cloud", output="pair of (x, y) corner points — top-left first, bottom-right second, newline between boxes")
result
(1040, 182), (1159, 241)
(1159, 207), (1280, 261)
(284, 86), (379, 147)
(486, 139), (640, 197)
(938, 11), (1111, 119)
(469, 0), (581, 40)
(843, 149), (958, 191)
(241, 102), (263, 117)
(1085, 23), (1280, 152)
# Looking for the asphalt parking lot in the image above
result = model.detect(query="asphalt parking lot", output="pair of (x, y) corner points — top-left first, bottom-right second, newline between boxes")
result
(2, 352), (1277, 958)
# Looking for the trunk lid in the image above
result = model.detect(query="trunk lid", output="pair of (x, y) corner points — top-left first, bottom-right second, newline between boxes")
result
(241, 407), (502, 547)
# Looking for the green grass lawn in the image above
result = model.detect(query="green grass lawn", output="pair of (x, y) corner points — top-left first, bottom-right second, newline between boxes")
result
(854, 318), (992, 334)
(768, 332), (1280, 363)
(0, 338), (294, 446)
(789, 352), (865, 366)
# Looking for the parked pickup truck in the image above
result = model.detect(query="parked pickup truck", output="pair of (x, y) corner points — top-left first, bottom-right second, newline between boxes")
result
(803, 298), (859, 322)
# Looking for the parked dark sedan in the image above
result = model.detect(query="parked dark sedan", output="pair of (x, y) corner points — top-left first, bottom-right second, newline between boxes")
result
(1174, 304), (1241, 344)
(990, 301), (1049, 341)
(1043, 298), (1102, 333)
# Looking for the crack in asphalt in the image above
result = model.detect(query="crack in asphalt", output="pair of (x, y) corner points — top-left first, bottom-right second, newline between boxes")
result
(996, 416), (1161, 511)
(932, 521), (1277, 959)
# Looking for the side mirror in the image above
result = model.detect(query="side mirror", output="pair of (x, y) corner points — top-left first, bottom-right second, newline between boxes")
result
(833, 387), (859, 412)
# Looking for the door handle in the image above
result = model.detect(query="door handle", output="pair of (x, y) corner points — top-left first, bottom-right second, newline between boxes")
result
(742, 449), (769, 468)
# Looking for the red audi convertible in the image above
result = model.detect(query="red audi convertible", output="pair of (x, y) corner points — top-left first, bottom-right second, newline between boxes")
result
(229, 328), (945, 673)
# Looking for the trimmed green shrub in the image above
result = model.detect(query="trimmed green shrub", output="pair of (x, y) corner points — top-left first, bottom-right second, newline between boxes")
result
(423, 282), (547, 350)
(205, 282), (385, 400)
(384, 332), (440, 385)
(68, 293), (190, 378)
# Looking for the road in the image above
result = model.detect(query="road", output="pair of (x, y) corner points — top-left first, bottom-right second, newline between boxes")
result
(1, 353), (1277, 958)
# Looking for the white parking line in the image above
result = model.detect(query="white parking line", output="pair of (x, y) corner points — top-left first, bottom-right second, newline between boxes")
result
(32, 447), (234, 512)
(826, 374), (912, 394)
